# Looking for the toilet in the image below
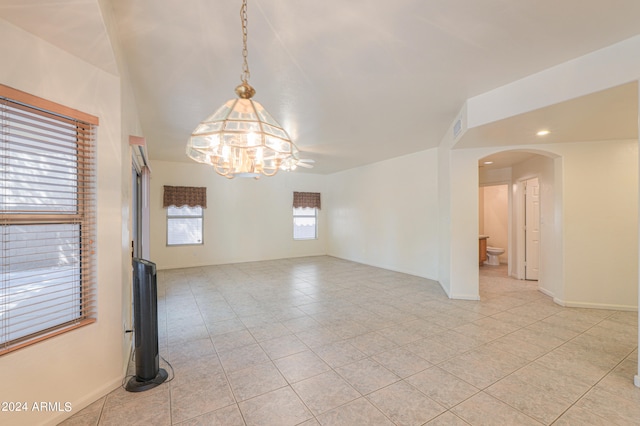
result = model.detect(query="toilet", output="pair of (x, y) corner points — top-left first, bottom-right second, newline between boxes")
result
(485, 246), (505, 266)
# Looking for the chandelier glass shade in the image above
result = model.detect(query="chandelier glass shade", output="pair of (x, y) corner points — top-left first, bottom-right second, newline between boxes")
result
(186, 0), (298, 179)
(186, 86), (296, 178)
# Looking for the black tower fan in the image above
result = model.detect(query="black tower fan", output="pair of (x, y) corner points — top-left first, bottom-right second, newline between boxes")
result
(125, 258), (168, 392)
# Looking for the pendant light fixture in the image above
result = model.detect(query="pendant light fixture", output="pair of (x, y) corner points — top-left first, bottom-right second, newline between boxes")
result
(186, 0), (299, 179)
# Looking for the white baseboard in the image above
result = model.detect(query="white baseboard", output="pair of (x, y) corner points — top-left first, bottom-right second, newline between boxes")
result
(552, 297), (566, 307)
(449, 293), (481, 301)
(157, 252), (329, 271)
(553, 298), (637, 311)
(438, 281), (451, 298)
(46, 343), (133, 425)
(538, 287), (554, 298)
(44, 376), (124, 426)
(635, 375), (640, 388)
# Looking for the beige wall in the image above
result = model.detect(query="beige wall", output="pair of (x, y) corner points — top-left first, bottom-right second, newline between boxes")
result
(449, 36), (640, 310)
(449, 140), (638, 310)
(151, 149), (441, 286)
(0, 18), (128, 426)
(560, 140), (638, 308)
(99, 0), (146, 370)
(327, 150), (440, 280)
(149, 160), (327, 269)
(512, 141), (638, 309)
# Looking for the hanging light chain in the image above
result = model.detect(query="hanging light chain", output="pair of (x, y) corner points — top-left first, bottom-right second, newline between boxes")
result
(240, 0), (251, 83)
(186, 0), (303, 179)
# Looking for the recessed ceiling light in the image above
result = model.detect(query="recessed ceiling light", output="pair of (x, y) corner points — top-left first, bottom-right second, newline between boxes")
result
(483, 161), (494, 165)
(537, 130), (550, 136)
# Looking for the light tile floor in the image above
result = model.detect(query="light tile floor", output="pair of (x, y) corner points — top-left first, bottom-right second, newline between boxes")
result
(62, 256), (640, 425)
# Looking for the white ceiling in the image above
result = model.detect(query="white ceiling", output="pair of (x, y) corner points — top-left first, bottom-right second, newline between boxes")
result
(467, 81), (639, 169)
(1, 0), (639, 174)
(0, 0), (118, 75)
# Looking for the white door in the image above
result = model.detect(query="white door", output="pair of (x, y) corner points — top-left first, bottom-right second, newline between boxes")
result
(524, 178), (540, 280)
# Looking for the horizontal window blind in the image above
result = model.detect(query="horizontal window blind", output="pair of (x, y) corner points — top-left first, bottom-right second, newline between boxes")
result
(167, 205), (204, 245)
(293, 207), (317, 240)
(1, 85), (97, 355)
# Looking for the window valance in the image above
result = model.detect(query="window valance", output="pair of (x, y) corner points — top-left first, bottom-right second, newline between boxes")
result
(163, 186), (207, 208)
(293, 192), (321, 209)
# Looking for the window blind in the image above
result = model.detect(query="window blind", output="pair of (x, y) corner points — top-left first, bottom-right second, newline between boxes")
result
(1, 84), (98, 355)
(167, 205), (204, 245)
(293, 207), (317, 240)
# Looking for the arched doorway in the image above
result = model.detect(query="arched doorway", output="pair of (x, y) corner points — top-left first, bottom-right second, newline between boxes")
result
(477, 149), (562, 300)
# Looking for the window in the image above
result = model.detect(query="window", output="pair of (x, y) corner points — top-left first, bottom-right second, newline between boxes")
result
(1, 84), (97, 355)
(292, 192), (321, 240)
(167, 205), (203, 245)
(293, 207), (318, 240)
(163, 185), (206, 246)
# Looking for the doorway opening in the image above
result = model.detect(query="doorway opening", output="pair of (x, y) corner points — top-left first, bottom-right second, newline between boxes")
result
(477, 150), (561, 300)
(479, 184), (509, 269)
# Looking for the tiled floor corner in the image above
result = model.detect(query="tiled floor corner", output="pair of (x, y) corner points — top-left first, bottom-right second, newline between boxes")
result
(61, 257), (639, 425)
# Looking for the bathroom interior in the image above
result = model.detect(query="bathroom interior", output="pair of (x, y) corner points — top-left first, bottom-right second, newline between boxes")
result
(479, 184), (509, 270)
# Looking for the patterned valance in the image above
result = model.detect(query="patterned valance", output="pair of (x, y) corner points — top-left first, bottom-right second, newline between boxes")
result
(293, 192), (321, 209)
(163, 186), (207, 208)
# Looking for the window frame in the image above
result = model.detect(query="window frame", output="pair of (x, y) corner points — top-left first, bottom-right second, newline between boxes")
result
(293, 206), (318, 240)
(1, 84), (98, 356)
(166, 205), (204, 246)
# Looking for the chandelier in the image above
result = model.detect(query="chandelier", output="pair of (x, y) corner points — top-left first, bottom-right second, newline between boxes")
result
(186, 0), (300, 179)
